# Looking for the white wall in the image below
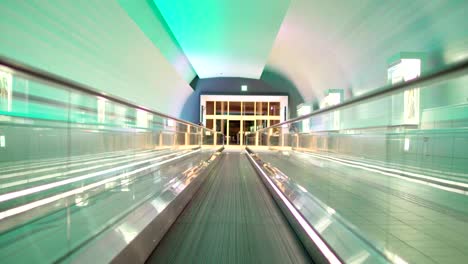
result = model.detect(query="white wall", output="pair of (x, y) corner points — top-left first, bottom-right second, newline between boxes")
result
(268, 0), (468, 103)
(0, 0), (193, 116)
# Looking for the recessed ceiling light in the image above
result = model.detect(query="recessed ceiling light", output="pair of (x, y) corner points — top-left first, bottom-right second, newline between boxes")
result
(241, 85), (248, 92)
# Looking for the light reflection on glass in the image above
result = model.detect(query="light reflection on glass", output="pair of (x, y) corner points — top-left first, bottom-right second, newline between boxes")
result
(315, 217), (332, 233)
(97, 96), (106, 123)
(75, 193), (89, 207)
(0, 69), (12, 112)
(120, 178), (130, 192)
(348, 251), (370, 264)
(117, 223), (138, 244)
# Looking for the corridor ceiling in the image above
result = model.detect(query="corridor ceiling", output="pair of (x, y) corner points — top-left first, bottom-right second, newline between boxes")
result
(153, 0), (468, 102)
(267, 0), (468, 102)
(153, 0), (290, 79)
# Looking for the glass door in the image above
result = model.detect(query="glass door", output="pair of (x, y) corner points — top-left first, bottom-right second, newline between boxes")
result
(228, 120), (241, 145)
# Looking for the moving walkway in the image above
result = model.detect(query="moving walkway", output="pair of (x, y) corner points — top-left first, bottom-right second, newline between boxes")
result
(148, 152), (311, 264)
(1, 57), (468, 264)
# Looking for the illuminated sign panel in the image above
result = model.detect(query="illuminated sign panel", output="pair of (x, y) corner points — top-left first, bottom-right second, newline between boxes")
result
(297, 103), (312, 132)
(97, 97), (107, 123)
(387, 56), (422, 125)
(320, 89), (343, 130)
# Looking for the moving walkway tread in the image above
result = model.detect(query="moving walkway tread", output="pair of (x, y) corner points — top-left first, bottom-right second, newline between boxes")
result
(147, 151), (312, 264)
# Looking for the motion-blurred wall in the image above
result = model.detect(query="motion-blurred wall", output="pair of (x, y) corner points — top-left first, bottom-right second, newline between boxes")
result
(0, 0), (193, 116)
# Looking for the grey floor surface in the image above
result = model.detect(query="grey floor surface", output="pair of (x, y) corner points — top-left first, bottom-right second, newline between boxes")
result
(148, 151), (312, 264)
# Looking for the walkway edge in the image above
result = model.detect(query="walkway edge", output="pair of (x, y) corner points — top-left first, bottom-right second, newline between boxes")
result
(245, 147), (342, 264)
(68, 147), (224, 264)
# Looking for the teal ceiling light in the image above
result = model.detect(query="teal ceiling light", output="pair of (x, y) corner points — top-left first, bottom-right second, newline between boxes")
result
(154, 0), (290, 79)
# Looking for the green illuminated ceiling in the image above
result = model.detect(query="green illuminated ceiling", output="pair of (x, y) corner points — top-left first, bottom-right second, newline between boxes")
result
(154, 0), (290, 79)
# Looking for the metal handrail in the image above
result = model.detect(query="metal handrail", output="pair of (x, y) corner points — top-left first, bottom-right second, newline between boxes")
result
(0, 55), (219, 135)
(256, 58), (468, 133)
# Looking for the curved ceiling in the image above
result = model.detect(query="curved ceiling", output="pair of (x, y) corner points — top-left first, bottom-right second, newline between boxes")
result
(151, 0), (468, 103)
(267, 0), (468, 102)
(154, 0), (290, 79)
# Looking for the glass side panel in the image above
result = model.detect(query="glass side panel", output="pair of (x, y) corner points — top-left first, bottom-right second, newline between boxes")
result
(0, 64), (223, 263)
(268, 120), (281, 146)
(249, 152), (388, 263)
(254, 65), (468, 264)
